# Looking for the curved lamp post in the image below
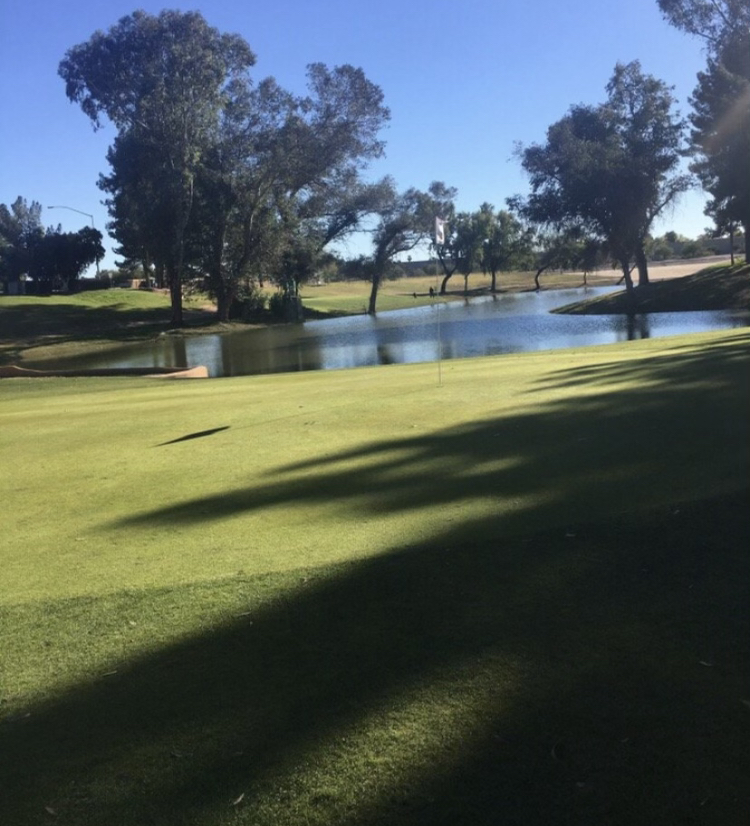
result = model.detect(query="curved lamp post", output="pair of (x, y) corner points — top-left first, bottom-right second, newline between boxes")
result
(47, 205), (101, 275)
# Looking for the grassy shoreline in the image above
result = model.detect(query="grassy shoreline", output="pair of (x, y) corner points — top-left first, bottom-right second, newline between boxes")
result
(555, 263), (749, 315)
(4, 260), (744, 367)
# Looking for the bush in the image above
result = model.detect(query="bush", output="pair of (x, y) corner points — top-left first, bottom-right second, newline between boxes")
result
(229, 282), (267, 321)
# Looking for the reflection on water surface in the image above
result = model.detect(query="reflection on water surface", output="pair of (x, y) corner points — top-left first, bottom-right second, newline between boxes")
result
(46, 287), (749, 378)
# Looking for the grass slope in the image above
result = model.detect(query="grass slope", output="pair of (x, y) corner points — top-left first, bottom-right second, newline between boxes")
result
(1, 331), (749, 824)
(555, 263), (750, 315)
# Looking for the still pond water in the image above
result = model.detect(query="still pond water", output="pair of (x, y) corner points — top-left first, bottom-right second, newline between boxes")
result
(58, 287), (749, 378)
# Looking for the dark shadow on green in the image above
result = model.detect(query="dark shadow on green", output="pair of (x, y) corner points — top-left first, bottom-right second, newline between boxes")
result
(157, 426), (231, 446)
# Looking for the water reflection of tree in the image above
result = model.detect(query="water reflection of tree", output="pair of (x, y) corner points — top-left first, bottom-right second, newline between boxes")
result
(626, 314), (651, 340)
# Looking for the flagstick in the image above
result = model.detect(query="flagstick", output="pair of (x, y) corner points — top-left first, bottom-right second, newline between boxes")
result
(433, 217), (446, 387)
(436, 251), (442, 387)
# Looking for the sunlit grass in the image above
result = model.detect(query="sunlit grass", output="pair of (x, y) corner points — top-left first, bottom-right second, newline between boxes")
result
(1, 329), (749, 824)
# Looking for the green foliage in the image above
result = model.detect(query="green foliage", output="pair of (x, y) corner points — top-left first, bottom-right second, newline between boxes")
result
(516, 61), (690, 294)
(365, 180), (454, 313)
(60, 10), (257, 325)
(0, 198), (103, 292)
(659, 0), (750, 260)
(689, 32), (750, 259)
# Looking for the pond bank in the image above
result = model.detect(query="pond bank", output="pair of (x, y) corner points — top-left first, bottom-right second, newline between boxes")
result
(554, 264), (749, 315)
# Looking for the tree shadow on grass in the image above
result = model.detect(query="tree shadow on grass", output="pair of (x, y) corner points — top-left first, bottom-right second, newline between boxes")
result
(0, 301), (218, 365)
(113, 332), (750, 537)
(1, 335), (749, 825)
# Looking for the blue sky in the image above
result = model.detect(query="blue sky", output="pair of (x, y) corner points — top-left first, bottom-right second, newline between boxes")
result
(0, 0), (711, 270)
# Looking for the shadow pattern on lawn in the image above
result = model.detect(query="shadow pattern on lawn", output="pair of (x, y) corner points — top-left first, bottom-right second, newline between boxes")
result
(1, 334), (749, 825)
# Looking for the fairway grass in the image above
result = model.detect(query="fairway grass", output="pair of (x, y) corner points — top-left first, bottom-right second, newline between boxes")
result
(1, 330), (749, 825)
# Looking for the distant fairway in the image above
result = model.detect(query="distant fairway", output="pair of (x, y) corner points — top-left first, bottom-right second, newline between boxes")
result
(1, 329), (748, 825)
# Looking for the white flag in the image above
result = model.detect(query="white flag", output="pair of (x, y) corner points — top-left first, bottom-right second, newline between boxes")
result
(434, 217), (446, 245)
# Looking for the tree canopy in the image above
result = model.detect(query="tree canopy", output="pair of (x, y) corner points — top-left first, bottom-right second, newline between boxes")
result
(515, 61), (690, 296)
(659, 0), (750, 260)
(0, 197), (103, 293)
(61, 11), (391, 324)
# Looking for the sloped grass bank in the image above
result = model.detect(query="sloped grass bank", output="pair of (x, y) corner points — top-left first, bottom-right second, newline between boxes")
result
(555, 263), (749, 315)
(1, 330), (749, 825)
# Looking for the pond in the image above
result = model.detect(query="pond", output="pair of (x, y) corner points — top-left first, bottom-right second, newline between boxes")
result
(49, 287), (749, 378)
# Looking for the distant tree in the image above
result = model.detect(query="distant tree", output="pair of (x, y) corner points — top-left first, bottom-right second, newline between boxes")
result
(530, 230), (597, 289)
(646, 235), (676, 261)
(0, 198), (102, 293)
(32, 227), (105, 293)
(476, 203), (534, 292)
(60, 10), (256, 326)
(365, 181), (446, 314)
(450, 212), (484, 294)
(0, 198), (44, 289)
(184, 66), (391, 321)
(515, 61), (690, 299)
(705, 199), (742, 264)
(428, 182), (459, 290)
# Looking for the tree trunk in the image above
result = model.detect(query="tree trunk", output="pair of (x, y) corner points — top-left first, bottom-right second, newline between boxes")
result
(490, 270), (497, 292)
(635, 246), (649, 286)
(168, 264), (183, 327)
(534, 265), (549, 291)
(439, 272), (453, 294)
(744, 222), (749, 263)
(620, 260), (635, 308)
(368, 273), (381, 315)
(215, 284), (231, 323)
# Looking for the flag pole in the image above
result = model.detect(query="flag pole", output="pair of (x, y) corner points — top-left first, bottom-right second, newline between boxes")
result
(434, 218), (443, 386)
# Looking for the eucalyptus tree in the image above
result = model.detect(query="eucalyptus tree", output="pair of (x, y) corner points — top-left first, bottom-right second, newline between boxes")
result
(59, 10), (256, 325)
(515, 61), (690, 298)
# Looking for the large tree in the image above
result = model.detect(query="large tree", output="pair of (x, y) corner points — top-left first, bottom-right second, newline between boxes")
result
(188, 65), (391, 321)
(658, 0), (750, 260)
(365, 181), (448, 315)
(515, 61), (690, 298)
(657, 0), (748, 49)
(60, 10), (256, 326)
(689, 37), (750, 260)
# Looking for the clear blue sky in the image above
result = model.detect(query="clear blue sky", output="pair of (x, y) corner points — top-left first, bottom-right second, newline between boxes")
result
(0, 0), (712, 271)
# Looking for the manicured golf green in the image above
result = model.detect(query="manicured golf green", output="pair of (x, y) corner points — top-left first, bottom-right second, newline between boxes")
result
(1, 326), (748, 824)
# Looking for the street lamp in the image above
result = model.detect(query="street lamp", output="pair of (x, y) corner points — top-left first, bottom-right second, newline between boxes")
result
(47, 205), (100, 275)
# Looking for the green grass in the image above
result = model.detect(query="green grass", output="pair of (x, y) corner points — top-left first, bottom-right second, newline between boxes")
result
(0, 288), (220, 366)
(299, 269), (623, 316)
(555, 263), (750, 314)
(1, 329), (749, 824)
